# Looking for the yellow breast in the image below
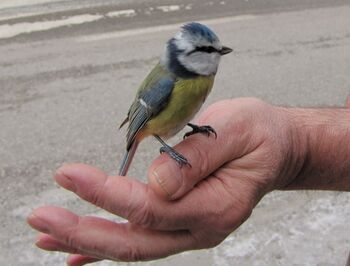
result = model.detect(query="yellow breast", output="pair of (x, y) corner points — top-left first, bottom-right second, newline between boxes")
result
(144, 75), (215, 138)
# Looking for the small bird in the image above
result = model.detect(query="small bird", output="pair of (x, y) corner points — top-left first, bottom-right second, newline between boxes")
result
(119, 22), (232, 176)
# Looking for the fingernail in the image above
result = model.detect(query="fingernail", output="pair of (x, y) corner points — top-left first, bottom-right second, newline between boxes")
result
(27, 213), (50, 234)
(54, 169), (76, 192)
(152, 162), (182, 197)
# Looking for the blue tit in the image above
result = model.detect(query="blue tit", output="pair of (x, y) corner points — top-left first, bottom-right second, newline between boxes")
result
(119, 22), (232, 176)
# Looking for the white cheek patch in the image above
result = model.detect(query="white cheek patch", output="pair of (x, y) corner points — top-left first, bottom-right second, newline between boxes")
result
(179, 52), (221, 76)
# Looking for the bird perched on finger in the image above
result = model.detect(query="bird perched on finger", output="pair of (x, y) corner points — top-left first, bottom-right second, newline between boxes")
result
(119, 22), (232, 176)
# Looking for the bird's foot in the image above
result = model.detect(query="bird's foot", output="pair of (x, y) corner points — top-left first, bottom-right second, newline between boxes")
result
(159, 146), (191, 168)
(183, 123), (217, 139)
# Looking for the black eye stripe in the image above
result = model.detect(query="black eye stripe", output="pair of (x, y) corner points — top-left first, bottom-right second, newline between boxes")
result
(187, 46), (218, 55)
(196, 46), (217, 53)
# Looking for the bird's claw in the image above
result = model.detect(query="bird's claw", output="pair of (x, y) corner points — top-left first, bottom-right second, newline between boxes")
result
(159, 146), (191, 168)
(183, 124), (217, 139)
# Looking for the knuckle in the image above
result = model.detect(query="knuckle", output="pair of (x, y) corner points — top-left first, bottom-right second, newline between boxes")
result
(128, 201), (154, 227)
(126, 184), (157, 228)
(65, 233), (78, 248)
(64, 220), (81, 248)
(117, 245), (143, 261)
(89, 176), (111, 208)
(191, 140), (210, 179)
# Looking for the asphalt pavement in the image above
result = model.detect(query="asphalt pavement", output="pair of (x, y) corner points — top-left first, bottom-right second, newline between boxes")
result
(0, 1), (350, 265)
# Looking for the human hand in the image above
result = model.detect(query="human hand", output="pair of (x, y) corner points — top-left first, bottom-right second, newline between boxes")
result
(27, 98), (304, 265)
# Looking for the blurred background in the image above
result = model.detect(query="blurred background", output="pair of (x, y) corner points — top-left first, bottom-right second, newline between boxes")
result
(0, 0), (349, 265)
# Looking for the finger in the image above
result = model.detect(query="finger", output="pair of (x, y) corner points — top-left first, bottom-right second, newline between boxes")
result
(36, 233), (76, 253)
(27, 206), (196, 261)
(53, 163), (255, 232)
(148, 98), (265, 199)
(54, 163), (196, 230)
(36, 234), (102, 265)
(28, 211), (104, 259)
(67, 254), (101, 266)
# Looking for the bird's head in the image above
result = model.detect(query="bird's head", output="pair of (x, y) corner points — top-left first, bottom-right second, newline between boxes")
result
(161, 22), (232, 77)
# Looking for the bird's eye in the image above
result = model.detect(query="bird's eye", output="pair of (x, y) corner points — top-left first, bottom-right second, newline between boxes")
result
(196, 46), (217, 53)
(187, 46), (218, 55)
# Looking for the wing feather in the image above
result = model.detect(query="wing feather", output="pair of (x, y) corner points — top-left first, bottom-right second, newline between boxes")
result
(123, 64), (175, 150)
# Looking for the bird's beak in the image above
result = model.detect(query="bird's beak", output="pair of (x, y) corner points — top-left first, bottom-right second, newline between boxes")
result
(220, 46), (233, 55)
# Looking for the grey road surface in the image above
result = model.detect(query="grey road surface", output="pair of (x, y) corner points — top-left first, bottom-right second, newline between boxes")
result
(1, 1), (350, 265)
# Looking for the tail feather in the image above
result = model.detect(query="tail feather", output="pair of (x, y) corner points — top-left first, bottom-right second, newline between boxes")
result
(119, 117), (129, 129)
(119, 141), (139, 176)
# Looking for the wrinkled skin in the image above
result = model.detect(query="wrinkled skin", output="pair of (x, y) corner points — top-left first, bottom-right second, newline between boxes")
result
(27, 97), (345, 265)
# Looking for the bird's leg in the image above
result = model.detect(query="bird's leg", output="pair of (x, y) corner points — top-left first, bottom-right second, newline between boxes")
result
(154, 135), (191, 167)
(183, 123), (217, 139)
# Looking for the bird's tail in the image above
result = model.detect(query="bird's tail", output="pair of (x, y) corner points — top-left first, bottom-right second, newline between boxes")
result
(119, 141), (139, 176)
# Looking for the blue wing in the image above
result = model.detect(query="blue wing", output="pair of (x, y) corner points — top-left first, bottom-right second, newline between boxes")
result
(124, 65), (175, 150)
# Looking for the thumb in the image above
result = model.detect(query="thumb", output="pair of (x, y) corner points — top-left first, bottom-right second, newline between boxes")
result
(147, 99), (257, 200)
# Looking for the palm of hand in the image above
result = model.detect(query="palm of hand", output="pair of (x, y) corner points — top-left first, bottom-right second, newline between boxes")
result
(27, 98), (298, 265)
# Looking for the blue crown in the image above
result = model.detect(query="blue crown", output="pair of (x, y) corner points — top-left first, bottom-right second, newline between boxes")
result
(181, 22), (219, 42)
